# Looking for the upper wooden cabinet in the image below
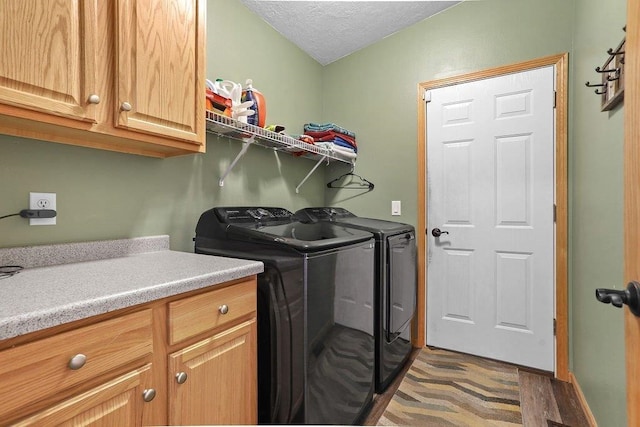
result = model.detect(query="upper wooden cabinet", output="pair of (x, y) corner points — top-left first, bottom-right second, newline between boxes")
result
(0, 0), (206, 158)
(0, 0), (99, 122)
(114, 0), (205, 144)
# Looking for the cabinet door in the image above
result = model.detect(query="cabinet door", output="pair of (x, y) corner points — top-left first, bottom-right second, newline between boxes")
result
(0, 0), (98, 122)
(115, 0), (205, 145)
(14, 365), (153, 427)
(169, 319), (257, 425)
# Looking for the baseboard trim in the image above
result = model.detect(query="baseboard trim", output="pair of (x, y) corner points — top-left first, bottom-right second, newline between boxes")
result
(569, 372), (598, 427)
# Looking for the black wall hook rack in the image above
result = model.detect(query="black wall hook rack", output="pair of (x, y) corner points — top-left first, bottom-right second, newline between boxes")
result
(586, 26), (626, 111)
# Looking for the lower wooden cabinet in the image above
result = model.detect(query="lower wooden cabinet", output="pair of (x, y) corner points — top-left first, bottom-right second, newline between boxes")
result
(0, 277), (257, 426)
(169, 319), (258, 425)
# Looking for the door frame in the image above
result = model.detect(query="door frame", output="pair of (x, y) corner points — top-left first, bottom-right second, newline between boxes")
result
(625, 0), (640, 423)
(415, 53), (569, 380)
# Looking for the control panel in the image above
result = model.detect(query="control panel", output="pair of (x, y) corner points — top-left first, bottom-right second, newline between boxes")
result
(214, 207), (293, 224)
(295, 207), (355, 222)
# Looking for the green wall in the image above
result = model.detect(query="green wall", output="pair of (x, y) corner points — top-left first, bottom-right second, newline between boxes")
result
(571, 0), (627, 424)
(0, 0), (326, 252)
(0, 0), (628, 424)
(322, 0), (575, 222)
(322, 0), (626, 424)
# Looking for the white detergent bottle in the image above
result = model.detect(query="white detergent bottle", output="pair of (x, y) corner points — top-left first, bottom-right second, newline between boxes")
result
(242, 79), (266, 127)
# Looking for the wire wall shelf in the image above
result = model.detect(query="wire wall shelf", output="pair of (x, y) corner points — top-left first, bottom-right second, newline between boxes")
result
(205, 111), (354, 163)
(205, 111), (356, 192)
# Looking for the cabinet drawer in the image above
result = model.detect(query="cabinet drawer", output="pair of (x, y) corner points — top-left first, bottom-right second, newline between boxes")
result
(0, 309), (152, 419)
(168, 280), (256, 345)
(14, 364), (152, 427)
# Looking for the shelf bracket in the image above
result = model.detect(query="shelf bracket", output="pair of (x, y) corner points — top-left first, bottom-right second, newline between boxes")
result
(296, 156), (328, 193)
(219, 136), (255, 187)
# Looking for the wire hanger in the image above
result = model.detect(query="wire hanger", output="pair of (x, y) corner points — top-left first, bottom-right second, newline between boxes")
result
(326, 165), (374, 191)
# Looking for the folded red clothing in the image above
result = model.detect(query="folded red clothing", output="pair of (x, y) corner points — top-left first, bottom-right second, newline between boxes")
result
(304, 130), (357, 147)
(313, 134), (336, 142)
(304, 130), (333, 138)
(333, 132), (356, 146)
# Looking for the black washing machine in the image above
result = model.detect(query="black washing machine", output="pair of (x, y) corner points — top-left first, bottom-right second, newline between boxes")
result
(294, 207), (416, 393)
(194, 207), (376, 425)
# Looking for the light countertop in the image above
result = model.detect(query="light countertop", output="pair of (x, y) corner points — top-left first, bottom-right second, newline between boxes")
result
(0, 236), (263, 340)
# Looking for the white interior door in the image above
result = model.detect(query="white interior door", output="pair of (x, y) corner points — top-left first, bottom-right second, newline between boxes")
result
(426, 66), (555, 371)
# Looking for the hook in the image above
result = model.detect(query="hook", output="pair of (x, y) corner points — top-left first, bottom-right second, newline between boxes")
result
(595, 88), (607, 95)
(585, 81), (605, 88)
(607, 47), (625, 56)
(595, 66), (618, 73)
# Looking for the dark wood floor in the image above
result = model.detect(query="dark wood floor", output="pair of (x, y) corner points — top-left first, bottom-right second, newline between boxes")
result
(363, 348), (591, 426)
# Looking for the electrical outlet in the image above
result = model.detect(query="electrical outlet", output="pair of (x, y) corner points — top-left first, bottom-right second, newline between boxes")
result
(29, 192), (56, 225)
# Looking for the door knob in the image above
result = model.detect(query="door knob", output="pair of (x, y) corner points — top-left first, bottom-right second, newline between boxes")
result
(595, 281), (640, 317)
(431, 228), (449, 238)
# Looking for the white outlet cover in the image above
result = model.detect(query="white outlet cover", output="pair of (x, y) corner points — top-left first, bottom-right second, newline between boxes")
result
(29, 192), (56, 225)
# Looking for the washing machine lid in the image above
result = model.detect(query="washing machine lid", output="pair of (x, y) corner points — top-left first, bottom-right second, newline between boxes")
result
(201, 207), (373, 252)
(295, 207), (414, 236)
(334, 217), (413, 235)
(227, 222), (373, 252)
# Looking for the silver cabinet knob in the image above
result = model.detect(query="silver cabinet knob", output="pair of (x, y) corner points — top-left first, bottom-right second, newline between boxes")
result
(176, 372), (188, 384)
(68, 354), (87, 370)
(142, 388), (156, 402)
(120, 102), (132, 112)
(218, 304), (229, 315)
(87, 94), (100, 104)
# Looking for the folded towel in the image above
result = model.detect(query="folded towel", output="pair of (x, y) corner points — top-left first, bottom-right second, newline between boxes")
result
(332, 132), (356, 146)
(331, 144), (357, 160)
(304, 123), (356, 138)
(303, 130), (333, 138)
(332, 137), (357, 152)
(304, 130), (357, 146)
(333, 136), (357, 152)
(312, 134), (336, 143)
(315, 142), (334, 150)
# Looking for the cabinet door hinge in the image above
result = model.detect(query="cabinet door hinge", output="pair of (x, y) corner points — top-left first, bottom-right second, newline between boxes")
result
(553, 90), (557, 108)
(553, 318), (557, 336)
(553, 204), (557, 222)
(424, 90), (432, 103)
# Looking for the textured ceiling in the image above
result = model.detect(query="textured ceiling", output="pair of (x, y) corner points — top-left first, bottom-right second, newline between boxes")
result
(239, 1), (461, 65)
